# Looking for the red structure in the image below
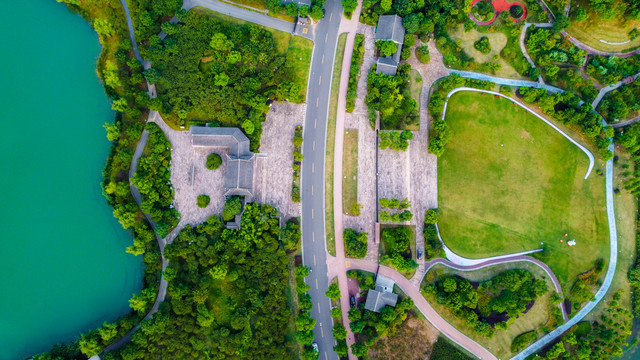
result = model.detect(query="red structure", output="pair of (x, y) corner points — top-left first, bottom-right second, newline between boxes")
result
(469, 0), (527, 25)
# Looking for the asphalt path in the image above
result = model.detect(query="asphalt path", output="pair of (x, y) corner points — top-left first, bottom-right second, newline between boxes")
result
(297, 2), (343, 360)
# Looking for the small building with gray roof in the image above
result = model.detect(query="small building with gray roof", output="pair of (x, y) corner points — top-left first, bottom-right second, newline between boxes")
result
(374, 15), (405, 76)
(190, 126), (256, 198)
(364, 274), (398, 312)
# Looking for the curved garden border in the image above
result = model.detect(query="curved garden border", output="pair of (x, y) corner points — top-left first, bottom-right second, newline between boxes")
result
(442, 87), (595, 179)
(469, 0), (527, 25)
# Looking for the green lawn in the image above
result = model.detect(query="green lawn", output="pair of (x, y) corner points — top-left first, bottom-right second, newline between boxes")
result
(342, 129), (358, 215)
(286, 36), (314, 100)
(326, 33), (347, 256)
(567, 0), (640, 53)
(422, 262), (554, 359)
(438, 91), (609, 290)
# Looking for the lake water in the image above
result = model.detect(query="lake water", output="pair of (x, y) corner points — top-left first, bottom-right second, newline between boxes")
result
(0, 1), (142, 359)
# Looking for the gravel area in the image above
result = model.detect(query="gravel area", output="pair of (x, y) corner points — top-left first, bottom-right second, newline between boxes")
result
(343, 24), (379, 263)
(253, 101), (305, 221)
(151, 112), (227, 230)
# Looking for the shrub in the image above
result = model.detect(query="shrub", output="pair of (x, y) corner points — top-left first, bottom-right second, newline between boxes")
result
(376, 40), (398, 57)
(424, 209), (438, 224)
(509, 4), (524, 19)
(472, 0), (495, 22)
(512, 331), (537, 352)
(474, 37), (491, 54)
(416, 44), (430, 63)
(344, 228), (368, 258)
(206, 153), (222, 170)
(197, 194), (210, 208)
(346, 34), (365, 113)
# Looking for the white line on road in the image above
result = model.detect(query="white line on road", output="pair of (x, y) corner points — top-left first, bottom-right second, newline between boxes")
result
(313, 232), (315, 242)
(322, 55), (324, 64)
(318, 303), (322, 314)
(329, 13), (332, 21)
(325, 352), (328, 360)
(313, 141), (316, 151)
(314, 255), (316, 265)
(312, 162), (315, 172)
(315, 278), (318, 288)
(312, 208), (314, 218)
(320, 323), (324, 335)
(314, 118), (317, 128)
(316, 97), (319, 107)
(318, 76), (322, 85)
(325, 33), (328, 42)
(312, 186), (314, 195)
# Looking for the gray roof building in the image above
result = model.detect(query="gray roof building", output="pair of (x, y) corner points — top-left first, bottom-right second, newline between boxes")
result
(364, 274), (398, 312)
(374, 15), (406, 76)
(190, 126), (256, 198)
(282, 0), (311, 7)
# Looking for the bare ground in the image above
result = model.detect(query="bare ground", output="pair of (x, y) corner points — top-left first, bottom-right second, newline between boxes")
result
(343, 23), (378, 262)
(368, 312), (440, 360)
(254, 101), (305, 221)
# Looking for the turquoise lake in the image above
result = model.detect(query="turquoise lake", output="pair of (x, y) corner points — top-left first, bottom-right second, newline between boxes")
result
(0, 1), (143, 359)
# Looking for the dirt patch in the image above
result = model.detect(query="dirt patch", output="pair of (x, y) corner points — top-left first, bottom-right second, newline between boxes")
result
(521, 129), (532, 140)
(368, 312), (439, 360)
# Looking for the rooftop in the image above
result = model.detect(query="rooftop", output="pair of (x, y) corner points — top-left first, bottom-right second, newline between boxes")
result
(363, 274), (398, 312)
(375, 15), (405, 44)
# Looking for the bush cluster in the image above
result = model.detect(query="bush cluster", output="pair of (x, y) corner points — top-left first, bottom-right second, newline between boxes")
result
(206, 152), (222, 170)
(379, 197), (410, 209)
(379, 130), (414, 151)
(292, 126), (304, 202)
(381, 227), (418, 273)
(379, 210), (413, 222)
(197, 194), (210, 208)
(599, 77), (640, 122)
(415, 44), (430, 63)
(344, 228), (368, 258)
(473, 36), (491, 54)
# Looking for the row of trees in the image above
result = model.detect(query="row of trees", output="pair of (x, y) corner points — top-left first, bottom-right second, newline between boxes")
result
(346, 34), (365, 113)
(292, 126), (304, 202)
(378, 130), (414, 151)
(378, 197), (410, 209)
(131, 122), (180, 237)
(589, 0), (640, 21)
(379, 210), (413, 222)
(598, 76), (640, 122)
(145, 11), (307, 148)
(366, 64), (418, 130)
(344, 228), (369, 258)
(423, 269), (548, 337)
(423, 209), (442, 259)
(266, 0), (325, 20)
(294, 265), (320, 360)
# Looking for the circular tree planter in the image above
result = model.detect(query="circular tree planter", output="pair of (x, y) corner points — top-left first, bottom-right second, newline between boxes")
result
(509, 4), (524, 20)
(471, 0), (496, 23)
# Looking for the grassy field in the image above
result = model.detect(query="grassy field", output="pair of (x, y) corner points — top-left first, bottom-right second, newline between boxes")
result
(585, 153), (637, 322)
(567, 0), (640, 52)
(422, 262), (555, 359)
(380, 225), (417, 279)
(448, 25), (526, 80)
(326, 33), (347, 257)
(342, 129), (359, 215)
(438, 91), (609, 290)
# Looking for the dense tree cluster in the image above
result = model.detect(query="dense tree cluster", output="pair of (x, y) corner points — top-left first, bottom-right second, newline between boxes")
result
(378, 197), (411, 209)
(423, 209), (442, 259)
(348, 297), (415, 359)
(517, 86), (614, 160)
(292, 126), (304, 202)
(127, 0), (182, 47)
(586, 54), (640, 86)
(344, 228), (368, 258)
(359, 0), (467, 34)
(380, 226), (418, 273)
(145, 11), (307, 147)
(526, 26), (588, 82)
(428, 74), (492, 156)
(266, 0), (326, 20)
(599, 77), (640, 122)
(589, 0), (640, 20)
(378, 130), (414, 151)
(569, 259), (605, 310)
(423, 269), (548, 337)
(131, 122), (180, 237)
(366, 64), (418, 129)
(100, 203), (301, 359)
(347, 34), (365, 113)
(536, 293), (632, 359)
(473, 36), (491, 54)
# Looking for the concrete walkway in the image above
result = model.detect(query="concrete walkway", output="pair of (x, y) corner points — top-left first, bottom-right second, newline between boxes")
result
(442, 87), (595, 179)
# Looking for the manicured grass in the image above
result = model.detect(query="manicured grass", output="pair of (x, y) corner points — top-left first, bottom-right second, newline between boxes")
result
(422, 262), (554, 359)
(379, 225), (417, 279)
(407, 69), (422, 131)
(342, 129), (359, 215)
(438, 91), (609, 290)
(447, 25), (526, 80)
(567, 0), (640, 52)
(325, 33), (346, 257)
(286, 36), (314, 101)
(585, 153), (637, 322)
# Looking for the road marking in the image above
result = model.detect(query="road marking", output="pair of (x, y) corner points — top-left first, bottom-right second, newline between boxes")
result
(313, 141), (316, 151)
(345, 260), (351, 268)
(312, 162), (315, 173)
(322, 55), (324, 64)
(315, 279), (318, 288)
(329, 13), (333, 21)
(302, 27), (308, 34)
(314, 255), (316, 265)
(325, 33), (328, 42)
(316, 97), (319, 107)
(313, 232), (315, 242)
(312, 208), (314, 218)
(318, 303), (322, 314)
(325, 352), (328, 360)
(312, 186), (314, 195)
(318, 76), (322, 85)
(314, 118), (317, 128)
(320, 323), (324, 336)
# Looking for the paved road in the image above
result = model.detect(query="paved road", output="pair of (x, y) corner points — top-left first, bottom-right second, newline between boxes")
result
(183, 0), (296, 34)
(296, 1), (343, 359)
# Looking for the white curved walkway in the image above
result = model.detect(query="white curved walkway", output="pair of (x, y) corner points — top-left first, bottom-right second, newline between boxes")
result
(442, 87), (595, 179)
